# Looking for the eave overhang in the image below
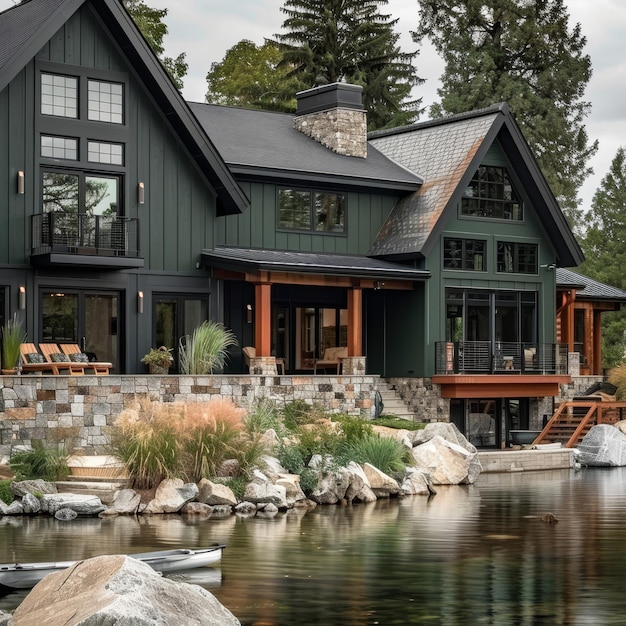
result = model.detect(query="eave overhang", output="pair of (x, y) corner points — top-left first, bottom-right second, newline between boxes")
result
(432, 374), (572, 399)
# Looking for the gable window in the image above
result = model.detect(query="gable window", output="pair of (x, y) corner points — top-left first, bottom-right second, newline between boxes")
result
(443, 238), (486, 271)
(278, 188), (346, 233)
(88, 80), (124, 124)
(497, 242), (538, 274)
(41, 73), (78, 118)
(462, 166), (522, 220)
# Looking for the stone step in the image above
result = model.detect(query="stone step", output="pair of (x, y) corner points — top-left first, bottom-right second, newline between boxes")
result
(55, 480), (129, 505)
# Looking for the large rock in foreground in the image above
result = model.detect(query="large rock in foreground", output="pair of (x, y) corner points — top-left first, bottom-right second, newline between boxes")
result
(411, 435), (482, 484)
(578, 424), (626, 466)
(11, 554), (240, 626)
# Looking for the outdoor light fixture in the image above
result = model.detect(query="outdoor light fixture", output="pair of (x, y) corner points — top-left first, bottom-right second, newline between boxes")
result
(246, 304), (253, 324)
(17, 171), (25, 194)
(137, 290), (144, 314)
(138, 182), (145, 205)
(540, 264), (557, 271)
(18, 286), (26, 310)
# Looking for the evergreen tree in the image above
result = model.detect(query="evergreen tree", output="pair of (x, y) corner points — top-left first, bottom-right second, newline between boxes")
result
(579, 148), (626, 367)
(275, 0), (423, 130)
(122, 0), (188, 90)
(414, 0), (597, 225)
(206, 40), (300, 112)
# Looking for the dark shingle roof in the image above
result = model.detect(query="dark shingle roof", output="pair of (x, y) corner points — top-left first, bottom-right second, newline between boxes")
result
(202, 247), (430, 281)
(188, 103), (422, 193)
(368, 107), (500, 257)
(557, 268), (626, 302)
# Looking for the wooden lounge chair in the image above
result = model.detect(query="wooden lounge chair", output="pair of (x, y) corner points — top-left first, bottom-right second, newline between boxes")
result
(313, 346), (348, 374)
(58, 344), (112, 375)
(39, 343), (87, 375)
(19, 343), (73, 375)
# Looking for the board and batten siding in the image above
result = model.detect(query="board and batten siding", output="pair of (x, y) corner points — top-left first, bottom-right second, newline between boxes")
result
(1, 4), (218, 272)
(217, 181), (398, 256)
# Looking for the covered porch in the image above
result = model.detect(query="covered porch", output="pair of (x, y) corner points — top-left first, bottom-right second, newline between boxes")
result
(202, 247), (429, 375)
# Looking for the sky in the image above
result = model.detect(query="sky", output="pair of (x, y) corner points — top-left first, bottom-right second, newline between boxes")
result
(1, 0), (625, 211)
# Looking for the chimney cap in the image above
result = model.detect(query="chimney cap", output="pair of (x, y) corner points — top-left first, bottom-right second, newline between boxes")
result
(296, 82), (363, 116)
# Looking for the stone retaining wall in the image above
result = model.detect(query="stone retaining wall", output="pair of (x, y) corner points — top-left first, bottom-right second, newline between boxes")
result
(0, 374), (380, 458)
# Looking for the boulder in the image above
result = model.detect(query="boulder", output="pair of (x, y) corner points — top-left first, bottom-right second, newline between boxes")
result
(256, 502), (279, 518)
(11, 554), (240, 626)
(614, 420), (626, 437)
(259, 455), (288, 480)
(10, 479), (57, 498)
(55, 507), (78, 521)
(362, 463), (400, 497)
(234, 501), (257, 517)
(411, 435), (482, 484)
(400, 468), (436, 496)
(275, 474), (307, 505)
(110, 488), (141, 514)
(344, 461), (377, 503)
(411, 422), (478, 454)
(198, 478), (237, 507)
(181, 501), (213, 516)
(243, 475), (288, 508)
(144, 478), (199, 514)
(0, 500), (24, 515)
(21, 492), (41, 514)
(309, 466), (351, 505)
(578, 424), (626, 466)
(41, 493), (106, 516)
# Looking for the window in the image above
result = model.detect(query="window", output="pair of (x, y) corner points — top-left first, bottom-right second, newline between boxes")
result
(88, 141), (124, 165)
(278, 188), (346, 232)
(41, 73), (78, 118)
(497, 242), (538, 274)
(41, 135), (78, 160)
(443, 238), (486, 271)
(43, 171), (119, 216)
(462, 166), (522, 220)
(88, 80), (124, 124)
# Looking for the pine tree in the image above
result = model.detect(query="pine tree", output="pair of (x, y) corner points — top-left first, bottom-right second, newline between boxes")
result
(580, 147), (626, 367)
(414, 0), (597, 225)
(275, 0), (423, 130)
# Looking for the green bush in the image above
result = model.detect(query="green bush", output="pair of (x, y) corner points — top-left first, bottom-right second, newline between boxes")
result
(340, 435), (411, 475)
(212, 476), (248, 500)
(276, 444), (318, 495)
(0, 480), (13, 505)
(244, 398), (283, 437)
(9, 440), (70, 481)
(178, 320), (238, 375)
(281, 400), (317, 430)
(334, 414), (373, 442)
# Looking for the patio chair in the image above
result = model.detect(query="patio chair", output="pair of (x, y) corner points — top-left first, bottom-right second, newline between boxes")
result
(19, 343), (73, 375)
(58, 344), (112, 375)
(313, 346), (348, 374)
(242, 346), (285, 375)
(39, 343), (88, 375)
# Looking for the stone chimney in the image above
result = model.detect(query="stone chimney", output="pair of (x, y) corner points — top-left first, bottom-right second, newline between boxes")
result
(294, 83), (367, 158)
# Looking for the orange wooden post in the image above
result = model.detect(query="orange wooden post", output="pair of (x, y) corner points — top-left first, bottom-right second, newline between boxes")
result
(347, 287), (362, 357)
(254, 282), (272, 357)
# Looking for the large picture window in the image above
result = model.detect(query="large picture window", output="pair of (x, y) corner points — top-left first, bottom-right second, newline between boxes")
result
(278, 188), (346, 233)
(462, 166), (522, 220)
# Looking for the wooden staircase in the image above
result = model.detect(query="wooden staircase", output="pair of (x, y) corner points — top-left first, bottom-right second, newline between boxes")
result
(533, 400), (626, 448)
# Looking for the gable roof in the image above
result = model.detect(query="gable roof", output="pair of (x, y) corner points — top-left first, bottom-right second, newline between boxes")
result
(557, 268), (626, 302)
(368, 103), (584, 266)
(189, 103), (422, 193)
(0, 0), (248, 217)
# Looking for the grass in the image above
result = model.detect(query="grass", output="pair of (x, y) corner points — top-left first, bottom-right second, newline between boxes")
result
(9, 440), (71, 481)
(374, 415), (426, 430)
(178, 320), (238, 375)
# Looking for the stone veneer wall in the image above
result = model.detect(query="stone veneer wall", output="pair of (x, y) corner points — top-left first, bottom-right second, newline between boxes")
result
(293, 108), (367, 157)
(0, 374), (380, 458)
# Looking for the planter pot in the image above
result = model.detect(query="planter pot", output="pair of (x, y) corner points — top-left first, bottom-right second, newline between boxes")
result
(1, 368), (19, 375)
(149, 364), (170, 375)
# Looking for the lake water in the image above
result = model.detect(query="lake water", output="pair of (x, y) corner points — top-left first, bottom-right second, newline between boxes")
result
(2, 467), (626, 625)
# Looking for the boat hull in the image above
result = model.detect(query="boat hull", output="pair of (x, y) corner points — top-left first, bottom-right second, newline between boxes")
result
(0, 545), (224, 589)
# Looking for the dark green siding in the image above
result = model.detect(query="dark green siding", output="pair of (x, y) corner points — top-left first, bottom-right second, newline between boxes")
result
(217, 181), (397, 255)
(1, 5), (218, 271)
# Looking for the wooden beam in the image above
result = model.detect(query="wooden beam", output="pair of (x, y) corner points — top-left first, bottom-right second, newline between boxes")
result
(254, 282), (272, 357)
(347, 287), (362, 356)
(432, 374), (572, 398)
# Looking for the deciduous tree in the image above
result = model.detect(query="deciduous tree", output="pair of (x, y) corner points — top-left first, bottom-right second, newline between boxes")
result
(414, 0), (597, 225)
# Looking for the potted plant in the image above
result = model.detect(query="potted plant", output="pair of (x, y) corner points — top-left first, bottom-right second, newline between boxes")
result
(141, 346), (174, 374)
(1, 314), (26, 374)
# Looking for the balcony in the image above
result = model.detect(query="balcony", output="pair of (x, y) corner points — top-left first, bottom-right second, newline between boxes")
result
(30, 212), (143, 269)
(435, 341), (569, 376)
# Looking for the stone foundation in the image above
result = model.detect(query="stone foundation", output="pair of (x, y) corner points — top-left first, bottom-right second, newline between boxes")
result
(0, 374), (380, 457)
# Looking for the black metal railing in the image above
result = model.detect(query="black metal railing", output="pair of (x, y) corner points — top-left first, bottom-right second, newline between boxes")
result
(435, 341), (569, 375)
(31, 212), (140, 257)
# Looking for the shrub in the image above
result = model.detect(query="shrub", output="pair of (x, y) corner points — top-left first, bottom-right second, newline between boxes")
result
(276, 443), (318, 495)
(340, 435), (411, 475)
(281, 400), (317, 430)
(334, 414), (373, 442)
(0, 480), (13, 505)
(244, 398), (283, 437)
(178, 321), (237, 374)
(212, 476), (247, 500)
(9, 440), (70, 481)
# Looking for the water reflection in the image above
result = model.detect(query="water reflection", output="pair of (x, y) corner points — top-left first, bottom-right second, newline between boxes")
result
(2, 468), (626, 624)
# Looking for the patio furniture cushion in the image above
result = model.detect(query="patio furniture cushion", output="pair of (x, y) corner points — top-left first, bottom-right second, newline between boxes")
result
(69, 353), (90, 363)
(314, 346), (348, 374)
(50, 353), (70, 362)
(25, 352), (45, 364)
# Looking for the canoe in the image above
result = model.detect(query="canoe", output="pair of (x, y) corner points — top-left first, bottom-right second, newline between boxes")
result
(0, 544), (224, 590)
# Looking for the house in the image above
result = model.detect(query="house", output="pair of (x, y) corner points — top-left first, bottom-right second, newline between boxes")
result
(0, 0), (248, 374)
(1, 0), (620, 448)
